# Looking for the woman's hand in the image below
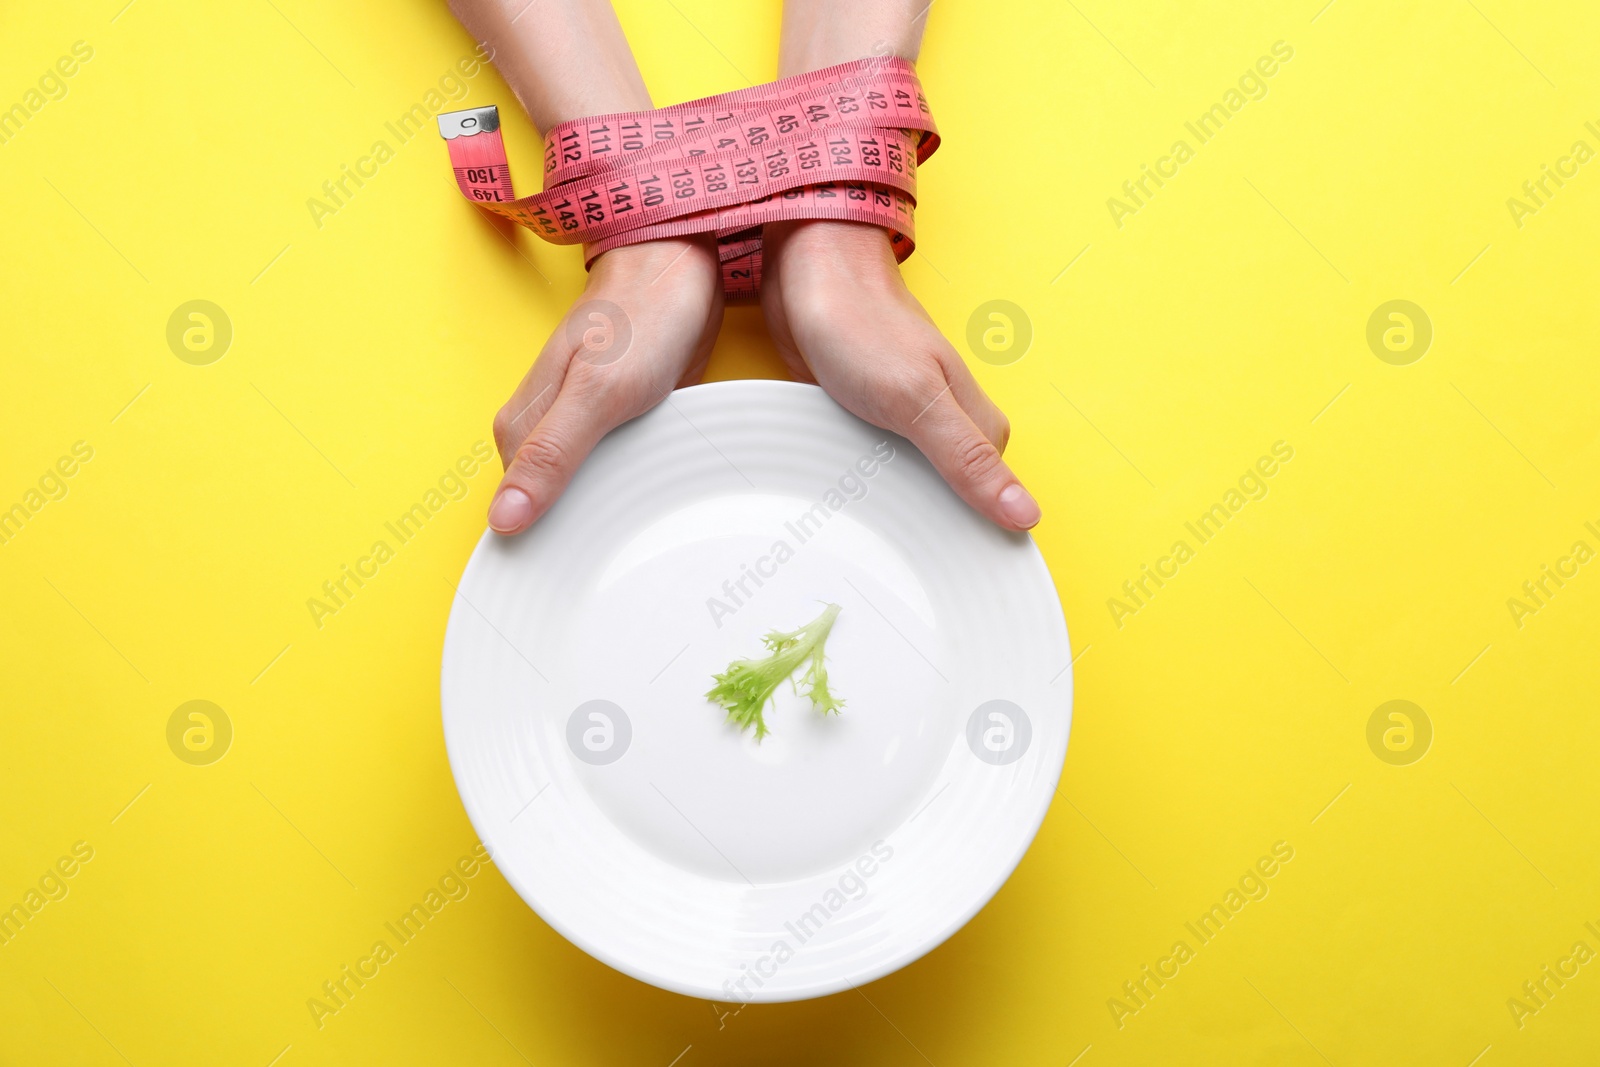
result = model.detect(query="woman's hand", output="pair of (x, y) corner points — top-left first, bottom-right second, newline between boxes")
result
(486, 235), (724, 533)
(448, 0), (726, 535)
(760, 219), (1041, 531)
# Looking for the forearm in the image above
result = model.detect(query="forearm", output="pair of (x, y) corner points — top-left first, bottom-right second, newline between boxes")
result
(777, 0), (929, 76)
(449, 0), (651, 132)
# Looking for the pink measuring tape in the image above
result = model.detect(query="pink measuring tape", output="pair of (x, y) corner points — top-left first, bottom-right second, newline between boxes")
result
(436, 57), (938, 296)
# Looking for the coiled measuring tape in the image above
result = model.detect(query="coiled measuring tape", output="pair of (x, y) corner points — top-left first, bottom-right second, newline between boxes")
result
(436, 57), (938, 297)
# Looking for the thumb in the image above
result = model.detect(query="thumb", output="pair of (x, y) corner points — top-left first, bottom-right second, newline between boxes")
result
(487, 381), (620, 535)
(900, 390), (1041, 532)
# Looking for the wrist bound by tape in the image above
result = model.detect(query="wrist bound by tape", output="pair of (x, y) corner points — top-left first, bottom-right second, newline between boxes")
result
(436, 57), (938, 297)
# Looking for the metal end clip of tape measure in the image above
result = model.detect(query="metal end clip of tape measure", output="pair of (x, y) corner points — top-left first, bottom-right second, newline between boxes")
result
(435, 57), (938, 296)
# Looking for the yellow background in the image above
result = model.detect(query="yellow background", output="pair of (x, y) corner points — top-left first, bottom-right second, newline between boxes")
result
(3, 0), (1598, 1062)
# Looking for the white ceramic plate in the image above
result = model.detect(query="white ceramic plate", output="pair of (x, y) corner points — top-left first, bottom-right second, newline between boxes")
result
(441, 380), (1072, 1001)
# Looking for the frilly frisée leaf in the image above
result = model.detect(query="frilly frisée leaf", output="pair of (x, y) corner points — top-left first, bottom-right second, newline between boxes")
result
(705, 603), (845, 740)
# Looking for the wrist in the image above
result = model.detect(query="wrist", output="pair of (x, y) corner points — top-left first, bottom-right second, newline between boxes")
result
(764, 220), (900, 290)
(589, 234), (721, 289)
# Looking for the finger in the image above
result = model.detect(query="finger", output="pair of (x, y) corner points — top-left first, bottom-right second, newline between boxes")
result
(933, 346), (1010, 453)
(676, 358), (709, 390)
(900, 390), (1040, 531)
(486, 372), (625, 535)
(897, 291), (1008, 451)
(673, 303), (724, 389)
(492, 341), (571, 466)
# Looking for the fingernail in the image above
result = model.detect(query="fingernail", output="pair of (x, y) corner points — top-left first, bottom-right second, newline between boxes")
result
(488, 487), (535, 533)
(998, 483), (1040, 529)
